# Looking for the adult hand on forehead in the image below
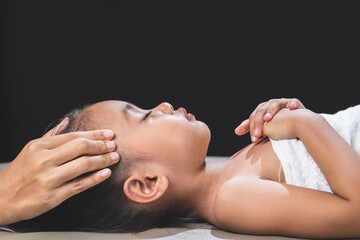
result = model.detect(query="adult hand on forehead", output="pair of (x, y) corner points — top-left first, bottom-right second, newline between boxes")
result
(234, 98), (305, 142)
(0, 118), (120, 225)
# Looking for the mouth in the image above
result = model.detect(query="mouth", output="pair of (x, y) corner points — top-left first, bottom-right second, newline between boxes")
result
(179, 107), (195, 121)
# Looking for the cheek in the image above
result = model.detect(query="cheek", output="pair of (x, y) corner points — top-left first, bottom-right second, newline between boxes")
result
(123, 120), (210, 159)
(170, 122), (210, 156)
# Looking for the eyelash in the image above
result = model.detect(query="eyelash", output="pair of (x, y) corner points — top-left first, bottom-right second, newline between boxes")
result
(143, 111), (152, 121)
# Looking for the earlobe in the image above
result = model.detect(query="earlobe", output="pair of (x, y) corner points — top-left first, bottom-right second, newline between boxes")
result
(123, 174), (169, 204)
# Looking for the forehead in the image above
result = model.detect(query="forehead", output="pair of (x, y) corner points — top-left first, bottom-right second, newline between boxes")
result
(88, 100), (155, 154)
(86, 99), (145, 128)
(89, 100), (127, 112)
(84, 100), (129, 128)
(86, 100), (135, 141)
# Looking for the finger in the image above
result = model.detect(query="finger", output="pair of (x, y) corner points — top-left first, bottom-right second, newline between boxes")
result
(235, 119), (250, 136)
(53, 152), (120, 187)
(43, 129), (115, 149)
(56, 168), (112, 202)
(288, 101), (297, 110)
(249, 110), (256, 142)
(263, 99), (289, 121)
(42, 117), (69, 138)
(288, 98), (305, 110)
(51, 138), (117, 165)
(251, 106), (267, 142)
(248, 102), (266, 141)
(263, 112), (272, 121)
(263, 98), (303, 121)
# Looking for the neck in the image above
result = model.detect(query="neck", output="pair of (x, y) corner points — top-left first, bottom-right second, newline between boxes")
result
(178, 158), (231, 221)
(177, 139), (283, 221)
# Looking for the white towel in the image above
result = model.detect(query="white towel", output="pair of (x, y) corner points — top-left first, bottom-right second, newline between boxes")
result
(270, 105), (360, 193)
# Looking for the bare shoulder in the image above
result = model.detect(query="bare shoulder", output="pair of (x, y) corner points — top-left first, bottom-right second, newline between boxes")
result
(212, 177), (271, 234)
(212, 177), (360, 238)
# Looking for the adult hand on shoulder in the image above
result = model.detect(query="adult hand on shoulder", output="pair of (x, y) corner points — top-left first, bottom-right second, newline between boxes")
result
(0, 118), (120, 225)
(234, 98), (305, 142)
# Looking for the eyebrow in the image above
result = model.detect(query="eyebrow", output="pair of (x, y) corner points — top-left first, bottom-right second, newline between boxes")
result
(123, 103), (137, 122)
(122, 103), (141, 122)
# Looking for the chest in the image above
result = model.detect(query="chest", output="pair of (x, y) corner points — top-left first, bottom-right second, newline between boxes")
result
(226, 138), (285, 183)
(201, 139), (285, 223)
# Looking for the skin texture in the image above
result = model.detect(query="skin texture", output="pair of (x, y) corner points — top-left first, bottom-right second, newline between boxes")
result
(4, 98), (360, 238)
(83, 101), (211, 205)
(234, 98), (305, 142)
(214, 109), (360, 238)
(0, 123), (120, 225)
(85, 99), (360, 238)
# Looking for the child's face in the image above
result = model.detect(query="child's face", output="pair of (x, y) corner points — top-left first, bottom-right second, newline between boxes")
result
(87, 100), (211, 173)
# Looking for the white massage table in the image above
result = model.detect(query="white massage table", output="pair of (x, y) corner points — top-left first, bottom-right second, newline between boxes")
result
(0, 158), (306, 240)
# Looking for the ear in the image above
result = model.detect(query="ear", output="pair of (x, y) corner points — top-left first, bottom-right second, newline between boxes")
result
(123, 174), (169, 204)
(42, 117), (69, 137)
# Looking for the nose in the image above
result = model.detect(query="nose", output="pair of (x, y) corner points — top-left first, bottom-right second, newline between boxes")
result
(153, 102), (174, 114)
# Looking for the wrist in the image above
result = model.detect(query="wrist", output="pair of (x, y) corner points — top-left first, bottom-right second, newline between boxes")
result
(0, 176), (18, 226)
(0, 198), (12, 226)
(292, 109), (322, 139)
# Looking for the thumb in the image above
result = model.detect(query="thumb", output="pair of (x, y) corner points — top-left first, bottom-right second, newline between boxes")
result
(234, 119), (250, 136)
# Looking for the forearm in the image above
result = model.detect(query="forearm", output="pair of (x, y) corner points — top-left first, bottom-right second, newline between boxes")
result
(294, 110), (360, 201)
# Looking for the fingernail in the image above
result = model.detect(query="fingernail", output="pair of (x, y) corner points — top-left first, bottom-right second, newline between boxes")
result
(103, 130), (114, 138)
(106, 141), (115, 150)
(252, 136), (257, 142)
(98, 169), (111, 178)
(63, 117), (69, 124)
(265, 112), (271, 118)
(110, 152), (119, 162)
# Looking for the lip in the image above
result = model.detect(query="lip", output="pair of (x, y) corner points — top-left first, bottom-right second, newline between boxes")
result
(179, 107), (195, 121)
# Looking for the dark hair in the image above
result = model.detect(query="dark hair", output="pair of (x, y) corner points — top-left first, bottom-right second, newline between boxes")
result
(9, 104), (204, 232)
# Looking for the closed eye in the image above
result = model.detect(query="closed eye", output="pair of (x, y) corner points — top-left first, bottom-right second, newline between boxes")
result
(143, 111), (152, 121)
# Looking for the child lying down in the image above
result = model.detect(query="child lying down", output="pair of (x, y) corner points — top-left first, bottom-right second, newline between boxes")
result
(9, 98), (360, 239)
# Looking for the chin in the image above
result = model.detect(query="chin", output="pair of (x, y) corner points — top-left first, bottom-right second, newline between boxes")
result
(201, 124), (211, 146)
(197, 120), (210, 139)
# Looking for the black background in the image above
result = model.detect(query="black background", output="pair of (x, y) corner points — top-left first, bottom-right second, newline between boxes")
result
(1, 1), (360, 162)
